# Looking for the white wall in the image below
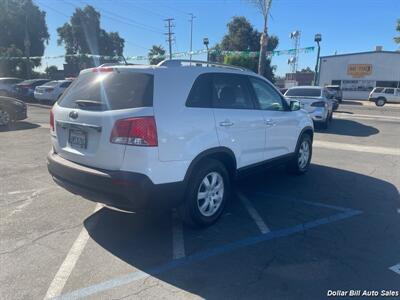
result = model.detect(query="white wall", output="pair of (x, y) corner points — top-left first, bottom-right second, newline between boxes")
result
(319, 52), (400, 99)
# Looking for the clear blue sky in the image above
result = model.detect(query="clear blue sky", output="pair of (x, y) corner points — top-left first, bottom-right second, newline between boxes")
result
(35, 0), (399, 76)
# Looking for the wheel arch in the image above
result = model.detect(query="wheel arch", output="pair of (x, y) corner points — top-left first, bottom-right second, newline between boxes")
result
(184, 147), (237, 184)
(296, 126), (314, 150)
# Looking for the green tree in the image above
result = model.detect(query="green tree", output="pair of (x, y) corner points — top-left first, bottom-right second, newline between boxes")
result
(395, 19), (400, 44)
(0, 0), (49, 77)
(148, 45), (166, 65)
(57, 5), (125, 72)
(213, 16), (278, 82)
(45, 65), (58, 79)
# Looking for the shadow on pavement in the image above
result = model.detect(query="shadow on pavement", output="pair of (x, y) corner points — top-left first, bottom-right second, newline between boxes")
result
(0, 121), (40, 132)
(316, 118), (379, 137)
(341, 100), (364, 105)
(82, 164), (399, 299)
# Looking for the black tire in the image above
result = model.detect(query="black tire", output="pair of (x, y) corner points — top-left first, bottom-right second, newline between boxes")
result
(179, 158), (230, 227)
(0, 108), (11, 127)
(321, 113), (331, 129)
(287, 134), (312, 175)
(375, 97), (386, 107)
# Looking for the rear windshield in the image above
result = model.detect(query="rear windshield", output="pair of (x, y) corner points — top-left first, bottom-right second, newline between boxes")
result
(44, 81), (60, 87)
(285, 88), (322, 97)
(58, 71), (153, 110)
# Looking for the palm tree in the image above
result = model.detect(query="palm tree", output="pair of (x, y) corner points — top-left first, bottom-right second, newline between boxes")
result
(248, 0), (273, 75)
(148, 45), (166, 65)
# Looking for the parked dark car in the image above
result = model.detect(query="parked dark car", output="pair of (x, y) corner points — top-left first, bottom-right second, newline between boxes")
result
(13, 79), (51, 101)
(0, 96), (27, 127)
(325, 85), (343, 102)
(0, 78), (23, 96)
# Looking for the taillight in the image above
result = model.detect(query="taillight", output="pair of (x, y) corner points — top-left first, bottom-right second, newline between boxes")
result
(311, 101), (326, 107)
(50, 109), (54, 132)
(110, 117), (158, 147)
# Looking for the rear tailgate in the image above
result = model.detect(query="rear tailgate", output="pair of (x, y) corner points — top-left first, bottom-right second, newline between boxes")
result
(51, 67), (154, 171)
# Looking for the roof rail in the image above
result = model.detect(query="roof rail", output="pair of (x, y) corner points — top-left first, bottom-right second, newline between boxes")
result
(157, 59), (251, 72)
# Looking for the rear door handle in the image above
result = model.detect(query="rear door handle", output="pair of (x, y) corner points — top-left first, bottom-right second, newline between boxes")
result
(219, 121), (234, 127)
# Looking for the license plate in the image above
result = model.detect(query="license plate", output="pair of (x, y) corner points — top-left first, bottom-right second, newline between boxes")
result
(69, 129), (87, 149)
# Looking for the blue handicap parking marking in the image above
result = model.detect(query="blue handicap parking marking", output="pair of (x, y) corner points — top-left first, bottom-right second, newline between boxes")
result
(56, 195), (362, 300)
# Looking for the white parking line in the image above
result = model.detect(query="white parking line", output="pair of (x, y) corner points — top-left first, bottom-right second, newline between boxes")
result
(237, 192), (270, 234)
(172, 210), (185, 259)
(44, 203), (103, 300)
(389, 263), (400, 275)
(314, 140), (400, 156)
(334, 113), (400, 123)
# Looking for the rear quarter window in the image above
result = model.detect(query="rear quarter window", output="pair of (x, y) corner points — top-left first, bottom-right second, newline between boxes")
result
(186, 73), (213, 108)
(58, 71), (153, 110)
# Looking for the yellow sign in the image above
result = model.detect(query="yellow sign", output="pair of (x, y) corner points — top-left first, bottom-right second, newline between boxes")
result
(347, 64), (372, 78)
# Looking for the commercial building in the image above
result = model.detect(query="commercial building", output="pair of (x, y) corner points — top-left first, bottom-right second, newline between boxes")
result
(318, 49), (400, 99)
(275, 70), (315, 89)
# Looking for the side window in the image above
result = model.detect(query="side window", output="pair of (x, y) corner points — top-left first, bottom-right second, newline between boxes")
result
(249, 77), (286, 111)
(385, 88), (394, 94)
(212, 74), (254, 109)
(186, 74), (213, 108)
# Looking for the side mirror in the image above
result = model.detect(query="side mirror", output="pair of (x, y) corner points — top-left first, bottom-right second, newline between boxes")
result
(290, 100), (301, 111)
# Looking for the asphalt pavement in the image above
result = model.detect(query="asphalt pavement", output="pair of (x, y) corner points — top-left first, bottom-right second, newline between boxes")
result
(1, 100), (399, 300)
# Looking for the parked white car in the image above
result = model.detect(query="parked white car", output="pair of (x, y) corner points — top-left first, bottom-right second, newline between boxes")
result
(47, 60), (314, 227)
(284, 86), (334, 129)
(34, 80), (73, 103)
(0, 77), (23, 96)
(368, 87), (400, 106)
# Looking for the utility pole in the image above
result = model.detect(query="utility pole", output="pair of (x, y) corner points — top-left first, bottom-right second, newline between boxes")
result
(164, 18), (175, 60)
(24, 14), (31, 78)
(189, 13), (195, 61)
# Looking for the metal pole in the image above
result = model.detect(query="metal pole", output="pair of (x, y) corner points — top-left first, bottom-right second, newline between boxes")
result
(314, 41), (320, 86)
(24, 14), (31, 78)
(189, 14), (195, 61)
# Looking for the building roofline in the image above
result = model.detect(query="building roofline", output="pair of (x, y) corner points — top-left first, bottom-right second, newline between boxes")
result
(320, 50), (400, 59)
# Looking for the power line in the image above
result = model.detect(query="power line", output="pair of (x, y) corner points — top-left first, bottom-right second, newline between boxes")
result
(37, 1), (150, 53)
(164, 18), (175, 60)
(63, 0), (164, 34)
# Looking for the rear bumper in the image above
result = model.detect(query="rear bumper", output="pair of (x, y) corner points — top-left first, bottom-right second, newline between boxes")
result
(309, 107), (328, 123)
(47, 151), (185, 211)
(34, 93), (56, 102)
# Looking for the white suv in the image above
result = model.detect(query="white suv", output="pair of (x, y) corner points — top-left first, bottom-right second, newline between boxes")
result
(47, 60), (314, 227)
(369, 87), (400, 106)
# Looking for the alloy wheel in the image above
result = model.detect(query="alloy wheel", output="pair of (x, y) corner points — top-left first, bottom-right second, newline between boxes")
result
(298, 140), (310, 169)
(197, 171), (224, 217)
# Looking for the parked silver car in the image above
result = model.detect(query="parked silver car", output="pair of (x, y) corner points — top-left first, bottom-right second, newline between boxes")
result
(285, 86), (334, 129)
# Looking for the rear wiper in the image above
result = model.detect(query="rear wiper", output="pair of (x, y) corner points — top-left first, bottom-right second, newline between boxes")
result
(75, 100), (104, 108)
